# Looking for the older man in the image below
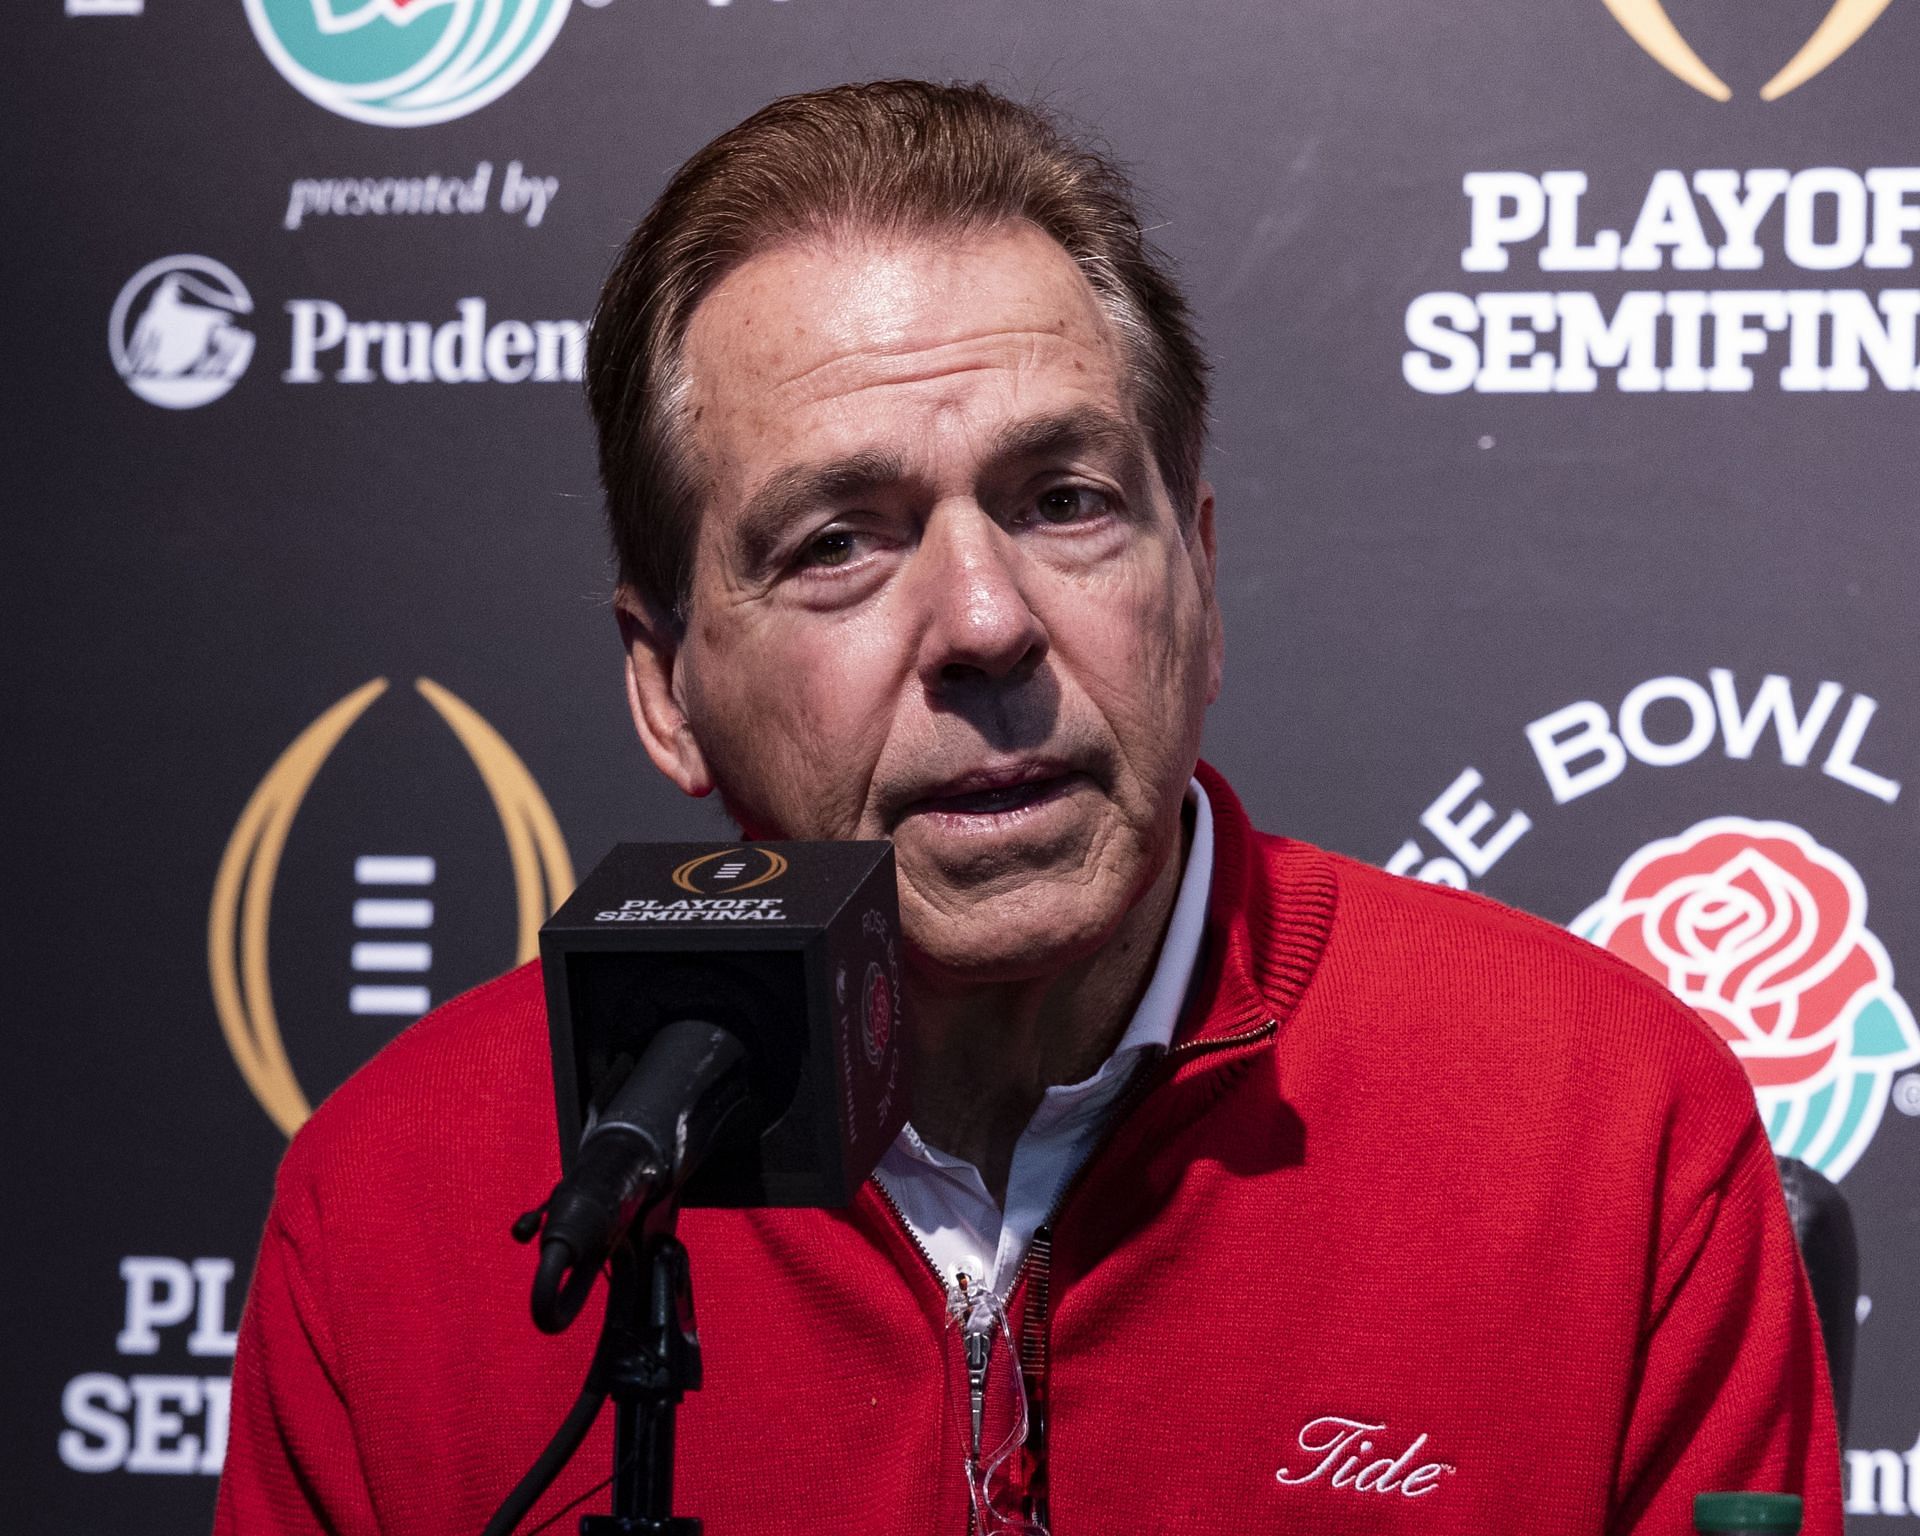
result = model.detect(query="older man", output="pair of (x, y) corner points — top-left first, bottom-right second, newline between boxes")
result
(217, 82), (1841, 1535)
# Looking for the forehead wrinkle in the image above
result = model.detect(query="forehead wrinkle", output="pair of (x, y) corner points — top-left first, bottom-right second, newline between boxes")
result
(770, 324), (1113, 399)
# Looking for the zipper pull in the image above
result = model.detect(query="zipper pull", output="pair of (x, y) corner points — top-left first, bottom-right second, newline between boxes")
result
(953, 1271), (992, 1458)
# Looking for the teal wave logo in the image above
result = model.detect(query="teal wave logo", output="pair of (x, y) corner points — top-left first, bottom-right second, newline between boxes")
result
(1573, 817), (1920, 1181)
(243, 0), (571, 127)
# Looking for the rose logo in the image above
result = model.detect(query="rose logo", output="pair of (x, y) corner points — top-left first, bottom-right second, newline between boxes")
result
(1573, 818), (1919, 1180)
(862, 961), (894, 1067)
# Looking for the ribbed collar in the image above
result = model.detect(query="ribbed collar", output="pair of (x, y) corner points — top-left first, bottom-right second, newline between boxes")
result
(1177, 761), (1340, 1047)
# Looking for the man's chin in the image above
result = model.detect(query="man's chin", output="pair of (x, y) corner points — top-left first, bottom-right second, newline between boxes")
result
(896, 878), (1122, 987)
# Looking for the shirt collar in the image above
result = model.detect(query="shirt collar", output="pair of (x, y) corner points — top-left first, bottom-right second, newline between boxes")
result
(889, 777), (1216, 1166)
(1103, 774), (1214, 1064)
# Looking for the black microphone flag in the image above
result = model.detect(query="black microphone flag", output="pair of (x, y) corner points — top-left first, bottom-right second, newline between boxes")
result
(538, 839), (907, 1209)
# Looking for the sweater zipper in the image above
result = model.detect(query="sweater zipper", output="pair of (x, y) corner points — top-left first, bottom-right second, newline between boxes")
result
(873, 1017), (1278, 1533)
(871, 1177), (989, 1534)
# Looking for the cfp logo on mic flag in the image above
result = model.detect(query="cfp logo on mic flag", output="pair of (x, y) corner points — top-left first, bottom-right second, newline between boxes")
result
(208, 677), (573, 1136)
(1573, 819), (1920, 1182)
(1604, 0), (1891, 100)
(243, 0), (572, 127)
(671, 846), (789, 896)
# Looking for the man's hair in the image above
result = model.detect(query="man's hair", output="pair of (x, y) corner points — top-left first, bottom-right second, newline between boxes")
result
(585, 78), (1211, 622)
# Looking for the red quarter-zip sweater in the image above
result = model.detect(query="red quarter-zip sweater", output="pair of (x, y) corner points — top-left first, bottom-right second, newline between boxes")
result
(215, 766), (1843, 1534)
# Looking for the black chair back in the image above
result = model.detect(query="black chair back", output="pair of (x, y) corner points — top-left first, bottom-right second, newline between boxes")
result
(1775, 1155), (1857, 1443)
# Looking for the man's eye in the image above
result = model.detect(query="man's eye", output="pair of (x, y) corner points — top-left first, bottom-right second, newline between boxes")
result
(800, 529), (858, 568)
(1032, 486), (1107, 525)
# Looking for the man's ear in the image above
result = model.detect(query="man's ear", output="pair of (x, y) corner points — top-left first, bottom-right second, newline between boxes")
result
(613, 584), (714, 798)
(1189, 481), (1224, 705)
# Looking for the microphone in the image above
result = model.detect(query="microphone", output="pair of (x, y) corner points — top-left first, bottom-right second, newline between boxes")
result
(486, 840), (906, 1536)
(527, 1018), (752, 1333)
(528, 839), (908, 1328)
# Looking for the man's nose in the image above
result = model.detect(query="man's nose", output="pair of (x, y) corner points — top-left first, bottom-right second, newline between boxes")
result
(910, 506), (1049, 693)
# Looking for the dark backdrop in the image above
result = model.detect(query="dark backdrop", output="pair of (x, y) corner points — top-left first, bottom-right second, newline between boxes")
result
(8, 0), (1917, 1527)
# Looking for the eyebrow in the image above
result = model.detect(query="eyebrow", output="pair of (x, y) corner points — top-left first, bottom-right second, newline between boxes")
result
(729, 404), (1151, 575)
(985, 405), (1146, 482)
(733, 450), (904, 575)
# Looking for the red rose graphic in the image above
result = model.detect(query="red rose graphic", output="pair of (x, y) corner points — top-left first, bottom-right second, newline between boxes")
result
(1587, 821), (1884, 1093)
(862, 962), (894, 1066)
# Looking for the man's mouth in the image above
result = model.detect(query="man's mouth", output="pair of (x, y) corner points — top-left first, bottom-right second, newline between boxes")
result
(900, 764), (1082, 823)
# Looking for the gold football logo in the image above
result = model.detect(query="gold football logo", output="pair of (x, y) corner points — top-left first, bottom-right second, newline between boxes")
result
(1604, 0), (1892, 99)
(208, 677), (573, 1136)
(671, 846), (790, 895)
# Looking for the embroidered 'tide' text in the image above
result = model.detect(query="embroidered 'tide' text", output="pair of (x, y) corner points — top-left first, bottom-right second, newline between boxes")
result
(1275, 1415), (1455, 1498)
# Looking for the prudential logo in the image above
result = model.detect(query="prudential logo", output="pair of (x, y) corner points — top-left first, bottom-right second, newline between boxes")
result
(111, 256), (255, 409)
(243, 0), (572, 128)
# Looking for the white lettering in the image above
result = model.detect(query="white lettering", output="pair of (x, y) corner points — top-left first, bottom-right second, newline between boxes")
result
(1866, 168), (1920, 269)
(500, 160), (560, 228)
(338, 320), (379, 384)
(1709, 671), (1842, 764)
(1462, 172), (1543, 273)
(1418, 167), (1920, 393)
(1823, 694), (1902, 803)
(285, 299), (585, 385)
(1779, 289), (1832, 390)
(57, 1373), (231, 1476)
(189, 1258), (238, 1358)
(1275, 1416), (1452, 1500)
(1401, 292), (1480, 394)
(1847, 1447), (1910, 1516)
(283, 299), (346, 384)
(484, 320), (535, 383)
(534, 319), (585, 382)
(1621, 170), (1716, 272)
(1404, 284), (1920, 393)
(1619, 675), (1717, 767)
(1705, 290), (1787, 390)
(1277, 1416), (1380, 1485)
(1418, 768), (1532, 878)
(1401, 1464), (1451, 1497)
(1844, 1435), (1920, 1515)
(126, 1376), (203, 1474)
(380, 321), (433, 385)
(1539, 172), (1621, 272)
(1523, 673), (1897, 802)
(1663, 289), (1710, 390)
(1826, 289), (1920, 389)
(199, 1376), (231, 1474)
(1693, 168), (1789, 270)
(1475, 293), (1556, 392)
(1784, 168), (1869, 271)
(284, 180), (318, 231)
(58, 1375), (131, 1472)
(1553, 291), (1663, 391)
(432, 298), (488, 384)
(1526, 700), (1626, 804)
(117, 1257), (194, 1355)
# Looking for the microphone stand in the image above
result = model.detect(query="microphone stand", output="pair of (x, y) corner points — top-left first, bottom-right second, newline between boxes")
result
(586, 1212), (703, 1536)
(491, 1020), (750, 1536)
(492, 1189), (709, 1536)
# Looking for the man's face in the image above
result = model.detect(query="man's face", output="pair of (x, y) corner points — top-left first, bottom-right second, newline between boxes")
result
(623, 223), (1221, 983)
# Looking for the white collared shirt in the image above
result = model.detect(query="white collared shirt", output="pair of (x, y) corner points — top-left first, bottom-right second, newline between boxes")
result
(874, 778), (1215, 1296)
